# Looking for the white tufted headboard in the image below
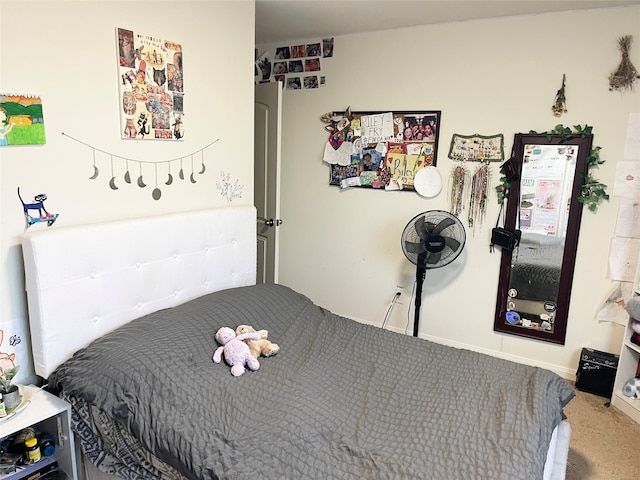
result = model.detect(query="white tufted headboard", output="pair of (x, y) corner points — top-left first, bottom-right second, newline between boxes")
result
(21, 206), (257, 379)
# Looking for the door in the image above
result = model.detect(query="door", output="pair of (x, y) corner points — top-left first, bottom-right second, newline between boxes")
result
(254, 81), (282, 284)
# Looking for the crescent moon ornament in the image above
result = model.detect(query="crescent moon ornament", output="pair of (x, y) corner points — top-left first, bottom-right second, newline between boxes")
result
(165, 173), (173, 185)
(137, 175), (147, 188)
(199, 163), (206, 174)
(152, 188), (162, 200)
(124, 159), (131, 183)
(108, 156), (118, 190)
(89, 165), (99, 180)
(179, 168), (184, 180)
(190, 172), (197, 184)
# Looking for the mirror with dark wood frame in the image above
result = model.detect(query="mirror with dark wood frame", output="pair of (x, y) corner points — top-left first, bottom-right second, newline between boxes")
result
(494, 132), (593, 344)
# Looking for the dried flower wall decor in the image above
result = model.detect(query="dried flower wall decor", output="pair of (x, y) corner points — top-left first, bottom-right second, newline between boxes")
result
(609, 35), (640, 92)
(551, 74), (567, 117)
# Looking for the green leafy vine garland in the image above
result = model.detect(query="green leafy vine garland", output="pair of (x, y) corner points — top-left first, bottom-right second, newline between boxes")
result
(532, 124), (608, 212)
(495, 176), (510, 205)
(495, 125), (608, 212)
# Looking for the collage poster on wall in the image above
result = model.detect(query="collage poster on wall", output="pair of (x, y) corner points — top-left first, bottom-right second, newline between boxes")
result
(256, 37), (333, 90)
(116, 27), (184, 140)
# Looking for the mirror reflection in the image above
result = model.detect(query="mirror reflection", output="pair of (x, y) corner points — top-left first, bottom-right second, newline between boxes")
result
(494, 133), (592, 344)
(506, 143), (577, 334)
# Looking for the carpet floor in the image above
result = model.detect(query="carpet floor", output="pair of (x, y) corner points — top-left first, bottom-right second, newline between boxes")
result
(564, 383), (640, 479)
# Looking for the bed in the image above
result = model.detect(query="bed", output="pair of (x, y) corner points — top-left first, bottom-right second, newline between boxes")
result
(21, 206), (575, 480)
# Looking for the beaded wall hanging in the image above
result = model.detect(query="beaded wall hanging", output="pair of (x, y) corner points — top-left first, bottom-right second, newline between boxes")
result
(468, 163), (490, 230)
(447, 133), (504, 229)
(449, 164), (468, 218)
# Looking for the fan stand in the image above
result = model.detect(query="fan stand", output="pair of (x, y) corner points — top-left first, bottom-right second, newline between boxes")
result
(413, 254), (427, 337)
(402, 211), (466, 338)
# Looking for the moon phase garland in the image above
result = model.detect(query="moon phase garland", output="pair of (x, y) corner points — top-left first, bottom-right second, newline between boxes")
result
(62, 132), (219, 200)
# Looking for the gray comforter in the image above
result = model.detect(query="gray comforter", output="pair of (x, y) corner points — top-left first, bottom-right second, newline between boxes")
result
(48, 284), (574, 480)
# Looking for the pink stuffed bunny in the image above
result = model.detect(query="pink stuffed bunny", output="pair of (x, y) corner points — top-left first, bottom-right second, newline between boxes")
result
(212, 327), (261, 376)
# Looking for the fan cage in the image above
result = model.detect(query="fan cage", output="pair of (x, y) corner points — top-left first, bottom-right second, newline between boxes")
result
(401, 210), (466, 268)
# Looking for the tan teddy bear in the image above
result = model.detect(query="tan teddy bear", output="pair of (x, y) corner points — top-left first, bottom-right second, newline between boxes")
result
(235, 325), (280, 359)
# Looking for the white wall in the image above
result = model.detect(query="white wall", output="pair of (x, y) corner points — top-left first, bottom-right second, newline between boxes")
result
(261, 6), (640, 378)
(0, 0), (255, 384)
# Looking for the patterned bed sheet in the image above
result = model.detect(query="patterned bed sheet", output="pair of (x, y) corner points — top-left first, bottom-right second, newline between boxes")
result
(62, 392), (185, 480)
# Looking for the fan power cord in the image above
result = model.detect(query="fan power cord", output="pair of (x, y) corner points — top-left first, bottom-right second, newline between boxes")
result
(381, 291), (402, 330)
(404, 281), (417, 335)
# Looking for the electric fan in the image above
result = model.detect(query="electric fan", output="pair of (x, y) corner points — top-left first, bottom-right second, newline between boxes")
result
(401, 210), (466, 337)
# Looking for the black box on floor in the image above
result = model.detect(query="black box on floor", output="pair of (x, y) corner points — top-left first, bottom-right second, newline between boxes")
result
(575, 348), (619, 398)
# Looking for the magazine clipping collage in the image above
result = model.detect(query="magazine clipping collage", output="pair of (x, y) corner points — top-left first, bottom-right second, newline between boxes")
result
(255, 38), (334, 90)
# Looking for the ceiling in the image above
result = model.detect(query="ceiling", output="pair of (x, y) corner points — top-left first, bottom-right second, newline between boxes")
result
(255, 0), (639, 44)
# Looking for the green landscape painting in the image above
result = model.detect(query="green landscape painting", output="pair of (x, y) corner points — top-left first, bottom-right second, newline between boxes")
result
(0, 94), (46, 146)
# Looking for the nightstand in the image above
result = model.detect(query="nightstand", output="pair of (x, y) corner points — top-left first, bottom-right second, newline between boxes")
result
(0, 385), (78, 479)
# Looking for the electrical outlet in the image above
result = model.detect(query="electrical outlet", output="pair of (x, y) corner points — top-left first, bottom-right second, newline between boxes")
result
(395, 285), (405, 304)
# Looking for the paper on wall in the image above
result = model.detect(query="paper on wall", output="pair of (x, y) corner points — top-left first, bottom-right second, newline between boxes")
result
(613, 161), (640, 197)
(323, 141), (354, 165)
(596, 281), (633, 326)
(615, 197), (640, 238)
(360, 112), (394, 145)
(609, 237), (640, 282)
(624, 113), (640, 160)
